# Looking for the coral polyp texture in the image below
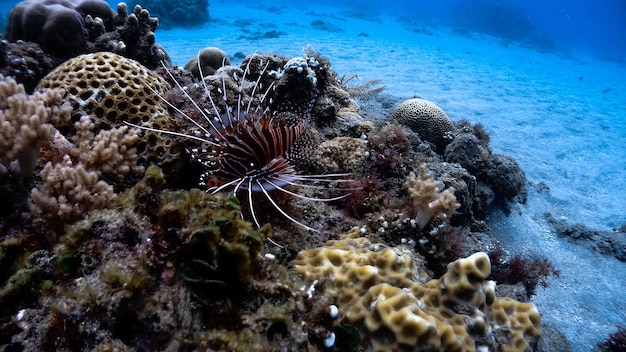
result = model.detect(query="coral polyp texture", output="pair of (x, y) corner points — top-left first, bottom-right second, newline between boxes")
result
(391, 98), (455, 153)
(293, 235), (541, 352)
(292, 233), (431, 306)
(35, 52), (177, 168)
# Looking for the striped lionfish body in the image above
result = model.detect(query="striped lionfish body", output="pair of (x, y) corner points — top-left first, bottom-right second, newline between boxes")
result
(133, 54), (350, 232)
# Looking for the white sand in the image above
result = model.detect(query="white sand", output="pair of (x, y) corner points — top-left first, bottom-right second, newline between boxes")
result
(139, 0), (626, 349)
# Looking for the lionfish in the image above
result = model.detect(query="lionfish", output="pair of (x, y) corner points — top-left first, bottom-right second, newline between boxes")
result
(129, 54), (351, 233)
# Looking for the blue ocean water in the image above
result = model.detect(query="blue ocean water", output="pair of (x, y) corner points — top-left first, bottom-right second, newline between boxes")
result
(2, 0), (625, 350)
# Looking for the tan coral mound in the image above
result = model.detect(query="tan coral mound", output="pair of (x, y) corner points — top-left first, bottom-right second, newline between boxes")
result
(36, 52), (169, 129)
(391, 98), (455, 152)
(293, 235), (541, 352)
(35, 52), (176, 166)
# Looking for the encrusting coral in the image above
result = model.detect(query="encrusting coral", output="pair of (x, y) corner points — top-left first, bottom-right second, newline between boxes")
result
(406, 165), (461, 230)
(292, 233), (431, 307)
(312, 136), (367, 174)
(294, 235), (541, 352)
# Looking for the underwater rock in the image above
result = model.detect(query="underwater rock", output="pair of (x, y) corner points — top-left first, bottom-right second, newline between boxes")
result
(445, 131), (527, 202)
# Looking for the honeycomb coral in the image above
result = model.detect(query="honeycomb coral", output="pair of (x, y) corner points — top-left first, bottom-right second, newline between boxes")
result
(35, 52), (176, 167)
(294, 238), (541, 352)
(391, 98), (455, 152)
(292, 232), (431, 307)
(36, 52), (169, 129)
(490, 298), (541, 352)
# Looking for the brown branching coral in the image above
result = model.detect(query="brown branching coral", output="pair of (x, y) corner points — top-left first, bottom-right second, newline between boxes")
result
(70, 116), (144, 182)
(0, 75), (69, 177)
(29, 155), (117, 228)
(406, 165), (460, 230)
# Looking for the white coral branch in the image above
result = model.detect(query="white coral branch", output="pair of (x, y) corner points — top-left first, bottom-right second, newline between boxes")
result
(406, 165), (460, 230)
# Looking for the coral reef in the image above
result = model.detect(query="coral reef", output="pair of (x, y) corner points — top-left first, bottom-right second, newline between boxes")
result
(445, 129), (527, 202)
(391, 98), (456, 153)
(5, 0), (169, 69)
(294, 235), (541, 351)
(6, 0), (115, 57)
(35, 52), (180, 177)
(0, 42), (545, 351)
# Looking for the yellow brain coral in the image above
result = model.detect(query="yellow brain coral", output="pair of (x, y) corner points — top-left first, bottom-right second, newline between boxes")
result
(35, 52), (178, 167)
(36, 52), (170, 129)
(391, 98), (455, 152)
(293, 235), (541, 352)
(292, 233), (430, 307)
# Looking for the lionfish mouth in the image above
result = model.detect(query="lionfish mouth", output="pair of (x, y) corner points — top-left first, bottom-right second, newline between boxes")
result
(127, 53), (353, 234)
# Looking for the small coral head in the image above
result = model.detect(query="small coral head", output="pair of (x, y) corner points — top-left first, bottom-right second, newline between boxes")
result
(130, 54), (351, 232)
